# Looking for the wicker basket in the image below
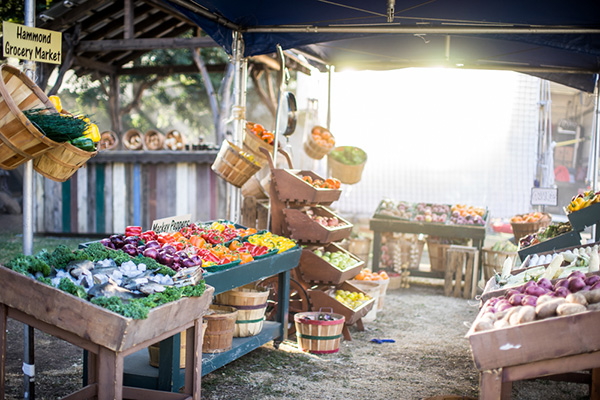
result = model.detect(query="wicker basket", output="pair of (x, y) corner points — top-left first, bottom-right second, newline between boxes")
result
(327, 146), (367, 185)
(143, 129), (165, 150)
(0, 64), (60, 169)
(294, 310), (345, 354)
(98, 130), (119, 151)
(510, 213), (551, 242)
(123, 128), (143, 150)
(241, 174), (269, 199)
(164, 129), (185, 150)
(303, 126), (334, 160)
(33, 141), (98, 182)
(243, 125), (275, 167)
(215, 285), (270, 337)
(202, 305), (238, 353)
(211, 140), (262, 188)
(481, 248), (517, 281)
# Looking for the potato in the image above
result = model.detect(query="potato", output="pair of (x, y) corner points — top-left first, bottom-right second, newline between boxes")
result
(493, 319), (510, 329)
(535, 298), (565, 319)
(536, 294), (555, 306)
(587, 303), (600, 311)
(516, 305), (536, 324)
(503, 306), (521, 322)
(473, 318), (494, 332)
(556, 303), (587, 316)
(508, 306), (524, 326)
(581, 289), (600, 304)
(566, 292), (588, 306)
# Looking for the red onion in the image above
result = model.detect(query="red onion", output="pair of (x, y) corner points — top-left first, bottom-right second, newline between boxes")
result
(161, 244), (176, 255)
(554, 286), (570, 297)
(100, 238), (115, 249)
(537, 278), (553, 291)
(568, 277), (586, 293)
(591, 281), (600, 290)
(504, 289), (522, 299)
(585, 275), (600, 286)
(143, 247), (159, 259)
(521, 295), (538, 306)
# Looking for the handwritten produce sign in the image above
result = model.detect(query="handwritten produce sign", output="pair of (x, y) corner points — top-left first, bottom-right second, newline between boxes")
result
(151, 214), (192, 234)
(531, 187), (558, 206)
(2, 21), (62, 64)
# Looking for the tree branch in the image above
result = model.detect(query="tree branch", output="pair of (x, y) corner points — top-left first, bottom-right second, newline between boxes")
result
(251, 66), (277, 118)
(191, 47), (219, 129)
(120, 77), (162, 115)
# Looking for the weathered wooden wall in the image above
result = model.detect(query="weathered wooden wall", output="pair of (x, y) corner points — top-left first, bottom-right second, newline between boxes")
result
(34, 151), (223, 234)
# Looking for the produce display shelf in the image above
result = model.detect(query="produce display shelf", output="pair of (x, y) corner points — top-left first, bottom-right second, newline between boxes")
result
(297, 243), (364, 284)
(369, 217), (486, 276)
(122, 321), (281, 385)
(567, 202), (600, 232)
(271, 168), (342, 205)
(517, 230), (582, 261)
(121, 245), (302, 391)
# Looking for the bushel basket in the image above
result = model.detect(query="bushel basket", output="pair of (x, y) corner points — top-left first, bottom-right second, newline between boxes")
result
(511, 213), (551, 242)
(33, 141), (98, 182)
(214, 286), (270, 337)
(0, 64), (60, 169)
(202, 305), (238, 353)
(211, 140), (262, 188)
(294, 309), (345, 354)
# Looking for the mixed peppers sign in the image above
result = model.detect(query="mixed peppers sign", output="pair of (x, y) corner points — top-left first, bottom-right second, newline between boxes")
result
(2, 21), (62, 64)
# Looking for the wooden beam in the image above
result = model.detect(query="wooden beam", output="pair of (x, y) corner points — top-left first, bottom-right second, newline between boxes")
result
(40, 0), (112, 31)
(250, 55), (281, 71)
(78, 36), (216, 52)
(117, 64), (227, 76)
(74, 56), (117, 74)
(124, 0), (134, 39)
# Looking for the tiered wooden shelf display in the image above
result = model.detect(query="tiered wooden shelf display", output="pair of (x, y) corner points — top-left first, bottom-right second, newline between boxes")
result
(261, 148), (374, 340)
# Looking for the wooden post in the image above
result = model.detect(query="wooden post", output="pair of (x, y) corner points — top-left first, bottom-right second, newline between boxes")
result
(480, 369), (503, 400)
(0, 304), (6, 398)
(97, 347), (122, 400)
(124, 0), (134, 40)
(109, 74), (122, 135)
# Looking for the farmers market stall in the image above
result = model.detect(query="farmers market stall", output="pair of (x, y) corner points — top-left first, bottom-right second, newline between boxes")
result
(0, 265), (214, 399)
(468, 196), (600, 399)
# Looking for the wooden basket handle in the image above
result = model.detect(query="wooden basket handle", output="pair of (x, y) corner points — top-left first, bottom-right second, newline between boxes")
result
(259, 147), (294, 169)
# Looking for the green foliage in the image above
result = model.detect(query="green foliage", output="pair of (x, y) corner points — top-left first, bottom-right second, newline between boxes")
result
(6, 254), (51, 276)
(50, 244), (76, 269)
(131, 254), (176, 276)
(57, 277), (87, 299)
(0, 0), (57, 23)
(36, 276), (53, 285)
(83, 242), (111, 262)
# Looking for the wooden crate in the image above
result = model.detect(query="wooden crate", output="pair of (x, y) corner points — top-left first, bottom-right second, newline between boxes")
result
(308, 280), (375, 326)
(282, 205), (353, 244)
(297, 243), (364, 284)
(444, 246), (479, 299)
(270, 168), (341, 205)
(241, 196), (269, 230)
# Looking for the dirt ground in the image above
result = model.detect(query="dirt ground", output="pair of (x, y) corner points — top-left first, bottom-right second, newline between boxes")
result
(1, 283), (592, 400)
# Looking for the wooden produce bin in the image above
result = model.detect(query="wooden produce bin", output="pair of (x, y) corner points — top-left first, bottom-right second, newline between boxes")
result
(270, 168), (342, 205)
(0, 265), (214, 400)
(282, 205), (353, 244)
(308, 280), (375, 340)
(297, 243), (364, 284)
(467, 308), (600, 399)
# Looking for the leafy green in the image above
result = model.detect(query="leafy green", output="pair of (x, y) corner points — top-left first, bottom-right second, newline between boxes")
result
(131, 254), (176, 276)
(6, 254), (51, 276)
(57, 277), (87, 299)
(84, 242), (111, 262)
(90, 297), (150, 320)
(36, 276), (53, 285)
(50, 245), (76, 269)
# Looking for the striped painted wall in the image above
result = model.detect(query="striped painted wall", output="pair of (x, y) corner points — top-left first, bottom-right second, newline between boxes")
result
(34, 158), (223, 234)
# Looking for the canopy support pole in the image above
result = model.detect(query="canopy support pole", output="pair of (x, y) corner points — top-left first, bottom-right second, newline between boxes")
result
(22, 1), (36, 398)
(592, 75), (600, 241)
(327, 65), (334, 130)
(229, 31), (247, 222)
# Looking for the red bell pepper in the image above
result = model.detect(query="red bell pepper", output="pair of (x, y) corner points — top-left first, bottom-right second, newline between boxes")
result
(125, 226), (142, 237)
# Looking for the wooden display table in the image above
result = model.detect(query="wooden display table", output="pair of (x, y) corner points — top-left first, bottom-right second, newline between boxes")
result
(369, 217), (486, 278)
(467, 308), (600, 399)
(0, 265), (214, 400)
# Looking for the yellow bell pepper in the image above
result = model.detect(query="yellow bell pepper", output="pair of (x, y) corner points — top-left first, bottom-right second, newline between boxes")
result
(83, 123), (101, 143)
(49, 95), (62, 113)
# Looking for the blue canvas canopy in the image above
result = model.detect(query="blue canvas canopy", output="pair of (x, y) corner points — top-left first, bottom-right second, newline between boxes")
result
(166, 0), (600, 92)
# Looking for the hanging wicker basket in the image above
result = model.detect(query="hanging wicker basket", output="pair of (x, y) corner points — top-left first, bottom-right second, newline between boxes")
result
(243, 123), (275, 167)
(0, 64), (60, 169)
(303, 126), (334, 160)
(33, 141), (98, 182)
(327, 146), (367, 185)
(211, 140), (262, 188)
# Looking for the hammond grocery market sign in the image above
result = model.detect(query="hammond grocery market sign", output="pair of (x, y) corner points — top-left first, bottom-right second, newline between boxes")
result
(2, 21), (61, 64)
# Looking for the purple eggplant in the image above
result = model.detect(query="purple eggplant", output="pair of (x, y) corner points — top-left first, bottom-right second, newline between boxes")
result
(181, 258), (196, 269)
(143, 247), (159, 259)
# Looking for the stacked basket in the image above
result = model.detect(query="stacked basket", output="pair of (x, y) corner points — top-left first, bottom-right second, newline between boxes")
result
(0, 64), (98, 181)
(510, 213), (551, 243)
(294, 310), (345, 354)
(214, 286), (270, 337)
